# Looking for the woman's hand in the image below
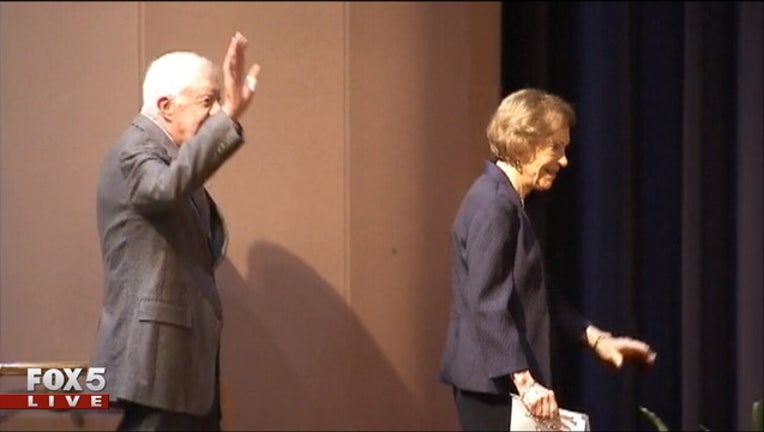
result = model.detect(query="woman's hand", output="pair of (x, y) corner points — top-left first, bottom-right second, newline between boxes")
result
(593, 335), (657, 368)
(587, 326), (657, 368)
(521, 381), (560, 419)
(512, 370), (559, 419)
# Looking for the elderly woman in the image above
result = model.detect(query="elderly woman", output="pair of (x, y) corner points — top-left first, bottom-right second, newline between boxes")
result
(439, 88), (656, 431)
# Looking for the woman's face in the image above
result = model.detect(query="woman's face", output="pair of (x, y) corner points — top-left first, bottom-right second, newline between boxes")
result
(524, 126), (570, 191)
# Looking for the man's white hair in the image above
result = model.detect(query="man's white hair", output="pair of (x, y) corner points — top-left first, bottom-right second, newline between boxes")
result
(140, 51), (217, 118)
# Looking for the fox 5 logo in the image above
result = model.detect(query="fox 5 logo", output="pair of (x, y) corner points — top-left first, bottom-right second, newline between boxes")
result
(26, 367), (106, 392)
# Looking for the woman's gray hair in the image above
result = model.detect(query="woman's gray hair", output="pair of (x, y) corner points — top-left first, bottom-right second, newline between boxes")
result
(140, 51), (217, 119)
(486, 88), (576, 165)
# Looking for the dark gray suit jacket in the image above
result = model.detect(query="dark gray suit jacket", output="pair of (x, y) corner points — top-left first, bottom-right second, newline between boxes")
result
(439, 160), (589, 395)
(91, 112), (244, 415)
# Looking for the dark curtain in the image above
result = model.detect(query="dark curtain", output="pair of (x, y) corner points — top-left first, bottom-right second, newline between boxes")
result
(500, 1), (763, 430)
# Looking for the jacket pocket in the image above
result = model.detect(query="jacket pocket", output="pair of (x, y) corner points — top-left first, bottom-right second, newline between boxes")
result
(137, 298), (192, 328)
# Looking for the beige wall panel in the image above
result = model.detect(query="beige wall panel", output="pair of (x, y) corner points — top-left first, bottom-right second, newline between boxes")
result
(0, 1), (139, 429)
(348, 2), (499, 430)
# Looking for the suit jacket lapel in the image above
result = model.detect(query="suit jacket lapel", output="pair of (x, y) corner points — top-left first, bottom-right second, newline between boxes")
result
(190, 188), (211, 234)
(206, 192), (228, 268)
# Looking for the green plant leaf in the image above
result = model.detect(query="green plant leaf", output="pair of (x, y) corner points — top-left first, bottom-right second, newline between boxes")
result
(753, 399), (762, 432)
(639, 406), (669, 431)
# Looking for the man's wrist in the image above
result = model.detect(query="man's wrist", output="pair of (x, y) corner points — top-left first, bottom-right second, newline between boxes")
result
(221, 104), (236, 121)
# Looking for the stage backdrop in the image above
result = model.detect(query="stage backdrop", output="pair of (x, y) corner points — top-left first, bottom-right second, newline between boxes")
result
(500, 2), (762, 431)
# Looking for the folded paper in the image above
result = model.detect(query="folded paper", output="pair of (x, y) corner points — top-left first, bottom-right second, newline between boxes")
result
(510, 393), (590, 431)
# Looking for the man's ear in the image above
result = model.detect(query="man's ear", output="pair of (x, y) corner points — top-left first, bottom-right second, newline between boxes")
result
(157, 96), (174, 121)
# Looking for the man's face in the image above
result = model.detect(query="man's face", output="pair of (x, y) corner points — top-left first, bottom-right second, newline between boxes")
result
(525, 126), (570, 191)
(164, 74), (220, 145)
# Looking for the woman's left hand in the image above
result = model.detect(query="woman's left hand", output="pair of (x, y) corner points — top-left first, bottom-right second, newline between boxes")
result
(593, 335), (657, 368)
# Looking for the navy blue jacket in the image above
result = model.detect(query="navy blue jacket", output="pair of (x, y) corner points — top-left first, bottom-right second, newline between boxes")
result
(439, 160), (589, 395)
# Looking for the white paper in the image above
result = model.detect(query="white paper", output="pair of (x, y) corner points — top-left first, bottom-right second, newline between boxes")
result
(510, 393), (590, 431)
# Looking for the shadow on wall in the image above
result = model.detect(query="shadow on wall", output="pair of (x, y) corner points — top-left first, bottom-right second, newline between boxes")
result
(217, 240), (420, 430)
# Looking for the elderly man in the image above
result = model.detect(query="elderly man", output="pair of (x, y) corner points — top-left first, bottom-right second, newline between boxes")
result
(90, 32), (260, 431)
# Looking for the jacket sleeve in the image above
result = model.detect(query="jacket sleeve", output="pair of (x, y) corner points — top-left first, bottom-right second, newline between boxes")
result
(119, 111), (244, 215)
(463, 202), (529, 379)
(548, 276), (591, 345)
